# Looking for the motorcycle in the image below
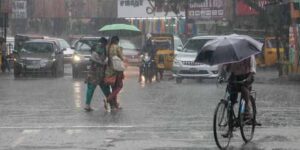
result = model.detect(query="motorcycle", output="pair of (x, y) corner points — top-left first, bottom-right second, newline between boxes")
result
(141, 54), (155, 83)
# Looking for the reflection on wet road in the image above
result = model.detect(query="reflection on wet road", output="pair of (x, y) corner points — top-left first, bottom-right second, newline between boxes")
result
(73, 81), (82, 108)
(0, 65), (299, 149)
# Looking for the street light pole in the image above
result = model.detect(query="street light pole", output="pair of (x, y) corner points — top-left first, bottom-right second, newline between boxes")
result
(291, 1), (299, 72)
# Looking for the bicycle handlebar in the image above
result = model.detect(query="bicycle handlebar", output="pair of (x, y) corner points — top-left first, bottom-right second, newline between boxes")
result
(231, 79), (247, 84)
(217, 77), (247, 86)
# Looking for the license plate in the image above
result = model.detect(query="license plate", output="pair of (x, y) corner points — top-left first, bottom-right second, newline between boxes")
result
(26, 60), (40, 69)
(28, 60), (40, 65)
(189, 68), (198, 72)
(27, 65), (40, 69)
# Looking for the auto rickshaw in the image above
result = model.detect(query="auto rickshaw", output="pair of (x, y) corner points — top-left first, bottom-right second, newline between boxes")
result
(150, 33), (175, 70)
(256, 36), (285, 67)
(148, 34), (174, 80)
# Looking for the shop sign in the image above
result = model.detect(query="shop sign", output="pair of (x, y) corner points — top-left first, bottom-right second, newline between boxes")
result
(236, 0), (269, 16)
(118, 0), (185, 18)
(0, 0), (12, 13)
(188, 0), (225, 20)
(12, 0), (27, 19)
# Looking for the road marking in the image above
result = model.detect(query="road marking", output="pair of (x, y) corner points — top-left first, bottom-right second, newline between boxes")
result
(22, 129), (40, 134)
(66, 129), (82, 135)
(106, 129), (123, 134)
(0, 125), (134, 129)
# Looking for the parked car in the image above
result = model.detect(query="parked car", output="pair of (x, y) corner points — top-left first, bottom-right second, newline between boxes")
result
(72, 37), (100, 78)
(13, 39), (65, 78)
(172, 36), (219, 83)
(119, 39), (141, 66)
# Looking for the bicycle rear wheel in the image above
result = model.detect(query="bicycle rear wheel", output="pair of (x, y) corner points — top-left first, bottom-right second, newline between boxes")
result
(213, 100), (231, 149)
(239, 96), (256, 143)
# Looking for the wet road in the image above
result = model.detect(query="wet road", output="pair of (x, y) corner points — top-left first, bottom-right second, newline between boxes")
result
(0, 65), (300, 150)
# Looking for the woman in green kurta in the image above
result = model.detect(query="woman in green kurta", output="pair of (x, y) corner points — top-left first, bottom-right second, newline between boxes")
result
(84, 38), (110, 111)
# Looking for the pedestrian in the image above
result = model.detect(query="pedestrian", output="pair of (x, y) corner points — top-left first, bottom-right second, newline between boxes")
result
(84, 37), (110, 112)
(0, 37), (10, 72)
(105, 36), (124, 110)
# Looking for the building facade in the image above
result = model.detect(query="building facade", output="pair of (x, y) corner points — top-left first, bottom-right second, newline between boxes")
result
(8, 0), (119, 36)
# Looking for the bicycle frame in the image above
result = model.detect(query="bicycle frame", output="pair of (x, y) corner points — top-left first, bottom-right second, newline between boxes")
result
(223, 85), (239, 132)
(223, 84), (256, 131)
(214, 81), (257, 149)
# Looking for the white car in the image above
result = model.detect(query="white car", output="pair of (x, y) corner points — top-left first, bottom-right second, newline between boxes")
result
(172, 36), (219, 83)
(55, 38), (75, 63)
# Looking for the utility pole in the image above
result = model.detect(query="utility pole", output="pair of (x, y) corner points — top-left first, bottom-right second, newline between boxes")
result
(291, 1), (299, 72)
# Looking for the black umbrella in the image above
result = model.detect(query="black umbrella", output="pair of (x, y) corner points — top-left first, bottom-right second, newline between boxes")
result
(195, 35), (263, 65)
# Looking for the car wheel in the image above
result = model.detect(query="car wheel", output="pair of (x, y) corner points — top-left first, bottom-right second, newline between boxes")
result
(72, 67), (78, 78)
(59, 64), (64, 77)
(1, 64), (6, 72)
(13, 65), (21, 78)
(176, 77), (183, 84)
(197, 78), (203, 82)
(51, 65), (58, 77)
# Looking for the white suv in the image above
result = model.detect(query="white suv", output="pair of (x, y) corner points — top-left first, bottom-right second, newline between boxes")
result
(172, 36), (219, 83)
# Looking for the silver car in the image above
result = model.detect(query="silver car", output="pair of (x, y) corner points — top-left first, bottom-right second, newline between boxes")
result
(119, 39), (141, 66)
(13, 39), (65, 78)
(71, 37), (100, 78)
(172, 36), (219, 83)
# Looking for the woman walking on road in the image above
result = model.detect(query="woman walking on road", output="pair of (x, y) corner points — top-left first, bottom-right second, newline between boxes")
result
(105, 36), (124, 110)
(84, 37), (110, 111)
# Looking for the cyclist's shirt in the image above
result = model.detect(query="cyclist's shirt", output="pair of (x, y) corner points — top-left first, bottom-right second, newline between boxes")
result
(221, 55), (256, 76)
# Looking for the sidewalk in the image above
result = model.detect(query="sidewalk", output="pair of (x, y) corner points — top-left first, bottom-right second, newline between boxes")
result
(256, 67), (300, 83)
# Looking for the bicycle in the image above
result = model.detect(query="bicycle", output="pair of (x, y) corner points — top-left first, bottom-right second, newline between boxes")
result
(213, 79), (257, 149)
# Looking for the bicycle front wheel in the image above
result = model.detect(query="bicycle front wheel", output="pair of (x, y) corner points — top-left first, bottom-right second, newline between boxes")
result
(213, 100), (231, 149)
(239, 96), (256, 143)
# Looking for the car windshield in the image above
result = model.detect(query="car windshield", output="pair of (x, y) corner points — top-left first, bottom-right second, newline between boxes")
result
(184, 39), (214, 52)
(22, 42), (54, 53)
(153, 41), (171, 50)
(59, 39), (70, 49)
(75, 39), (98, 51)
(119, 40), (136, 50)
(174, 36), (183, 49)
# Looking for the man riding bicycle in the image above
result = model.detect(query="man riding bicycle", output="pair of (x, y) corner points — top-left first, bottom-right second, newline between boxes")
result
(219, 55), (256, 119)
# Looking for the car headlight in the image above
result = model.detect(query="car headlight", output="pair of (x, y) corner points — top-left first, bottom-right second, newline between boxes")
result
(40, 59), (49, 67)
(143, 56), (150, 62)
(73, 55), (81, 62)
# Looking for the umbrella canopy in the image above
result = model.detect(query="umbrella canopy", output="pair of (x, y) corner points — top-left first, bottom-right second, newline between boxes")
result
(195, 35), (263, 66)
(228, 34), (263, 50)
(99, 24), (141, 36)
